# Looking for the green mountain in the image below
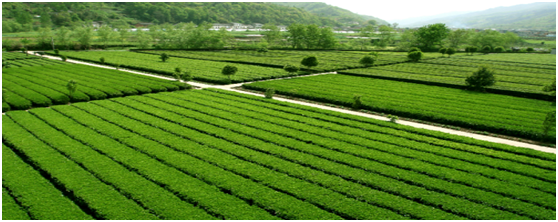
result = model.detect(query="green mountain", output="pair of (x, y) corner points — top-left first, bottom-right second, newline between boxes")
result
(2, 2), (346, 31)
(272, 2), (389, 26)
(402, 2), (556, 30)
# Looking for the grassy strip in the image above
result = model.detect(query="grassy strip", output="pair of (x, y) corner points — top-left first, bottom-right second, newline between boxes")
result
(109, 95), (530, 220)
(3, 74), (70, 104)
(2, 144), (93, 220)
(141, 92), (554, 218)
(2, 187), (31, 220)
(72, 101), (356, 220)
(2, 114), (157, 220)
(181, 91), (555, 194)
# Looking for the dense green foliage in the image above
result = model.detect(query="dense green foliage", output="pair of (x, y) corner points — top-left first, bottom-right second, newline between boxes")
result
(2, 62), (184, 110)
(465, 66), (496, 91)
(2, 2), (344, 31)
(55, 51), (301, 84)
(271, 2), (388, 25)
(286, 24), (337, 49)
(2, 89), (555, 219)
(244, 74), (555, 141)
(344, 54), (556, 96)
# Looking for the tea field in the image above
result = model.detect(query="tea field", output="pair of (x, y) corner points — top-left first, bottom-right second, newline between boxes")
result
(244, 74), (556, 141)
(2, 61), (185, 112)
(2, 89), (555, 220)
(139, 50), (443, 71)
(342, 53), (556, 96)
(52, 51), (302, 84)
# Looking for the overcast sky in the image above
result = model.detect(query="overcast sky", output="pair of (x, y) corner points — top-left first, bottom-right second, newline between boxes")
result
(313, 0), (549, 22)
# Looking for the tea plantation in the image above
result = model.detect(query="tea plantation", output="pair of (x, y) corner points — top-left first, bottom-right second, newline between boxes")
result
(3, 89), (555, 220)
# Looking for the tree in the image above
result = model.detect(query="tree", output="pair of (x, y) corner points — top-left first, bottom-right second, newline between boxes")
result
(136, 29), (153, 49)
(413, 23), (450, 50)
(261, 24), (281, 47)
(60, 55), (67, 61)
(446, 48), (456, 57)
(407, 51), (423, 62)
(173, 67), (183, 81)
(526, 47), (534, 52)
(304, 24), (320, 49)
(375, 25), (394, 48)
(66, 80), (78, 99)
(20, 38), (31, 51)
(160, 53), (170, 62)
(100, 57), (105, 64)
(542, 79), (556, 96)
(468, 30), (521, 49)
(359, 25), (375, 50)
(446, 29), (472, 48)
(482, 45), (492, 54)
(466, 46), (478, 55)
(117, 25), (130, 43)
(317, 27), (337, 49)
(301, 55), (319, 69)
(542, 111), (556, 138)
(359, 56), (375, 67)
(465, 66), (496, 91)
(265, 88), (275, 99)
(56, 26), (72, 50)
(283, 64), (299, 75)
(74, 26), (94, 49)
(221, 65), (238, 82)
(97, 25), (115, 48)
(352, 95), (362, 110)
(40, 9), (53, 28)
(287, 23), (306, 49)
(439, 47), (447, 57)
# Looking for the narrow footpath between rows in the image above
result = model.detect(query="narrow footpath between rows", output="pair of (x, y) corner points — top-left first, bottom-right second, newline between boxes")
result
(29, 52), (557, 154)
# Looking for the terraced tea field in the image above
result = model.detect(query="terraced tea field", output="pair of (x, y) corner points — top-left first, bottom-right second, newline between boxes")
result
(342, 53), (556, 96)
(2, 89), (555, 220)
(2, 63), (185, 111)
(244, 74), (556, 142)
(139, 50), (443, 71)
(53, 51), (300, 84)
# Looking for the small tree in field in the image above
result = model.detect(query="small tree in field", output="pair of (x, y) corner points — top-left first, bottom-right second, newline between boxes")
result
(352, 95), (362, 110)
(100, 57), (105, 64)
(482, 45), (491, 54)
(526, 47), (534, 52)
(469, 46), (478, 55)
(439, 47), (447, 57)
(542, 111), (556, 137)
(359, 56), (375, 67)
(465, 66), (496, 91)
(283, 64), (300, 75)
(222, 65), (238, 83)
(301, 55), (319, 69)
(54, 49), (60, 55)
(60, 55), (67, 61)
(160, 53), (170, 62)
(66, 80), (78, 99)
(265, 88), (275, 99)
(446, 48), (456, 57)
(407, 51), (423, 62)
(174, 67), (183, 81)
(494, 46), (505, 53)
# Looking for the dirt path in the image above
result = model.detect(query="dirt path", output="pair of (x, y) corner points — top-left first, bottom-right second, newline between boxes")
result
(27, 51), (556, 154)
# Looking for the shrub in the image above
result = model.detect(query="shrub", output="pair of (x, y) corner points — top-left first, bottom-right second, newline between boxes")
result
(301, 55), (319, 69)
(54, 49), (60, 55)
(446, 48), (456, 57)
(100, 57), (105, 64)
(465, 66), (496, 91)
(407, 51), (423, 62)
(222, 65), (238, 83)
(408, 47), (421, 53)
(526, 47), (534, 52)
(352, 95), (362, 110)
(439, 48), (447, 57)
(115, 63), (120, 70)
(359, 56), (375, 67)
(283, 64), (300, 74)
(60, 55), (67, 61)
(265, 88), (275, 99)
(542, 111), (556, 137)
(66, 80), (78, 99)
(494, 46), (505, 53)
(482, 45), (492, 54)
(387, 114), (399, 123)
(257, 47), (268, 53)
(160, 53), (170, 62)
(468, 46), (478, 55)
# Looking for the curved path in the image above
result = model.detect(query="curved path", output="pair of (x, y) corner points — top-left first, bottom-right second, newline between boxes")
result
(27, 51), (557, 154)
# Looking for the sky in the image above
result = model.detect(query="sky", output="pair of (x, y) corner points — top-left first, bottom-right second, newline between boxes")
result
(315, 0), (549, 22)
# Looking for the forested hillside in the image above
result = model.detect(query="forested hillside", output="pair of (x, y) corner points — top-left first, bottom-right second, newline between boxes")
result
(2, 2), (352, 32)
(272, 2), (388, 25)
(402, 2), (556, 30)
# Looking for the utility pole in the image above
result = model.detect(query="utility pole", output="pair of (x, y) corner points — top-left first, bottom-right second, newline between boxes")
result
(51, 37), (55, 50)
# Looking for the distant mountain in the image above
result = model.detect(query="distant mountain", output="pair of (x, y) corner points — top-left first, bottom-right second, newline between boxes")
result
(2, 2), (345, 29)
(272, 2), (389, 26)
(393, 11), (472, 27)
(401, 2), (556, 30)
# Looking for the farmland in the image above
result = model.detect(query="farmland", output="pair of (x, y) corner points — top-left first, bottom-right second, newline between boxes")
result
(139, 50), (443, 71)
(243, 74), (555, 141)
(2, 61), (185, 111)
(2, 89), (555, 220)
(52, 51), (302, 84)
(342, 53), (556, 96)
